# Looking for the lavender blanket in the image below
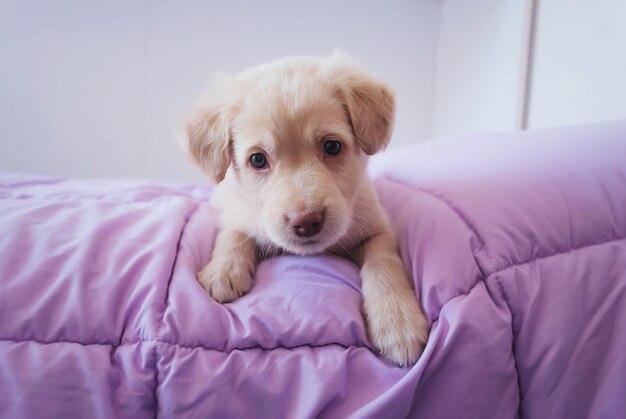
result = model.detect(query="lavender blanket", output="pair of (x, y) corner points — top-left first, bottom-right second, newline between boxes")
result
(1, 121), (625, 418)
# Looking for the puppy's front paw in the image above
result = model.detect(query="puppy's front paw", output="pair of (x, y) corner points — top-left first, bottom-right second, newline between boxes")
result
(363, 289), (429, 367)
(197, 256), (255, 303)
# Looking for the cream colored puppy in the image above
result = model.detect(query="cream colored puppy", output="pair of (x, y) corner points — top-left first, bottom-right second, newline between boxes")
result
(179, 52), (429, 366)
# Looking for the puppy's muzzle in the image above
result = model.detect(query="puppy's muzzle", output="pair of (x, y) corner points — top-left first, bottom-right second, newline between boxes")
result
(288, 208), (326, 237)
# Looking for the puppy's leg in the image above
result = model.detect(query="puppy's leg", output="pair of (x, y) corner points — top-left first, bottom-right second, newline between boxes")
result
(197, 229), (257, 303)
(358, 232), (429, 366)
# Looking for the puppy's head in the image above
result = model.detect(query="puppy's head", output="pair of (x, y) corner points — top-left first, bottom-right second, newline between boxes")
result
(179, 52), (395, 255)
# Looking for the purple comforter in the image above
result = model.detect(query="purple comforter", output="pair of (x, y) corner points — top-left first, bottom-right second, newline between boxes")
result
(1, 121), (625, 418)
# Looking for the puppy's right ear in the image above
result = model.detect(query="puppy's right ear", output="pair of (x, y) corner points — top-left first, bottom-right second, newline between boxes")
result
(178, 79), (236, 184)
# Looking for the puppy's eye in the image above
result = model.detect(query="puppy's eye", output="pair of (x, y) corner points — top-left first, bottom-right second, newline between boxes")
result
(323, 140), (342, 157)
(249, 153), (268, 170)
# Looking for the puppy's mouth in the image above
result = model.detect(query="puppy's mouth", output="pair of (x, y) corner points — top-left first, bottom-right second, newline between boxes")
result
(261, 225), (344, 256)
(283, 236), (332, 255)
(281, 219), (350, 255)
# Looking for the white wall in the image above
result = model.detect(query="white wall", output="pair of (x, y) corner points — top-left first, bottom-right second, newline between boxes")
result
(3, 0), (625, 182)
(527, 0), (626, 129)
(0, 2), (147, 179)
(0, 0), (440, 182)
(429, 0), (529, 139)
(429, 0), (626, 138)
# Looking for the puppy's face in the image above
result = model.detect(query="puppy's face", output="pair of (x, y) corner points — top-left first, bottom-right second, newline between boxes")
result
(231, 82), (364, 254)
(180, 53), (395, 255)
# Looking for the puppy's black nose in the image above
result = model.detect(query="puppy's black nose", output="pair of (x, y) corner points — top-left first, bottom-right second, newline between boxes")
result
(290, 210), (325, 237)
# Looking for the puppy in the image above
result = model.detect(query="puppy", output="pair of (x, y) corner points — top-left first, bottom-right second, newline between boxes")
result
(178, 52), (429, 366)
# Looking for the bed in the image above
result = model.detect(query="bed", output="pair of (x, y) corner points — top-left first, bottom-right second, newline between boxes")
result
(1, 121), (625, 418)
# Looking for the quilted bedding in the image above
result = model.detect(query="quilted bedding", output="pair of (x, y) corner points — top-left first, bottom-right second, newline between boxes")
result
(1, 121), (625, 418)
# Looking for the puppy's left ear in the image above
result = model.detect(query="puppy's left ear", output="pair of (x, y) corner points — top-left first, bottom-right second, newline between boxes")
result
(341, 74), (396, 155)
